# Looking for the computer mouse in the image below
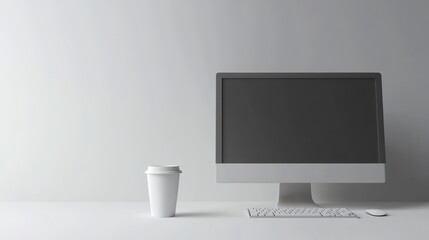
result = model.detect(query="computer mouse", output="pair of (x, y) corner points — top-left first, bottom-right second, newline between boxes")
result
(365, 209), (387, 217)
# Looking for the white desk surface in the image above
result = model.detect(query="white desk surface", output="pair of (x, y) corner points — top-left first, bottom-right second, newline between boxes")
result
(0, 201), (427, 240)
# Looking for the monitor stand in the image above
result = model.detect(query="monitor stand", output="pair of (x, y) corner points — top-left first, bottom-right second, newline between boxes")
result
(278, 183), (319, 207)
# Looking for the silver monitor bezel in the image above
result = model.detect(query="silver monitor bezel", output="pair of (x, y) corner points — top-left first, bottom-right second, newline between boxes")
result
(216, 73), (386, 183)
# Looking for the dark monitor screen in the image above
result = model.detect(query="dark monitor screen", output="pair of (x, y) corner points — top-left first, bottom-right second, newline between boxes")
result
(219, 74), (385, 164)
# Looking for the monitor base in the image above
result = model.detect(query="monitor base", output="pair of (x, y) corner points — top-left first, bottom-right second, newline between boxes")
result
(278, 183), (319, 207)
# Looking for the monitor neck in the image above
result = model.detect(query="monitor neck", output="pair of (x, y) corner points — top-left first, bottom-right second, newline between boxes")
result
(278, 183), (319, 207)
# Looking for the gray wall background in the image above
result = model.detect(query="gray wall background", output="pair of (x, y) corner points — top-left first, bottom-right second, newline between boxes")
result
(0, 0), (428, 201)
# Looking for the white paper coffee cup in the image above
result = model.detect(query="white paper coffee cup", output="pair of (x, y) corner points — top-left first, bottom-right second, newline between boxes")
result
(146, 165), (182, 217)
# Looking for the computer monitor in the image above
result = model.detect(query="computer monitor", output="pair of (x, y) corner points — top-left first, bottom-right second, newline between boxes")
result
(216, 73), (386, 206)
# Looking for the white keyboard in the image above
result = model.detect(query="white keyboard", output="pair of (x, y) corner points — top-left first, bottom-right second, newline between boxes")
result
(248, 207), (359, 218)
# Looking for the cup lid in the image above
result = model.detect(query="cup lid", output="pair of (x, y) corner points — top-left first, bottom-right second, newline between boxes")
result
(145, 165), (182, 174)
